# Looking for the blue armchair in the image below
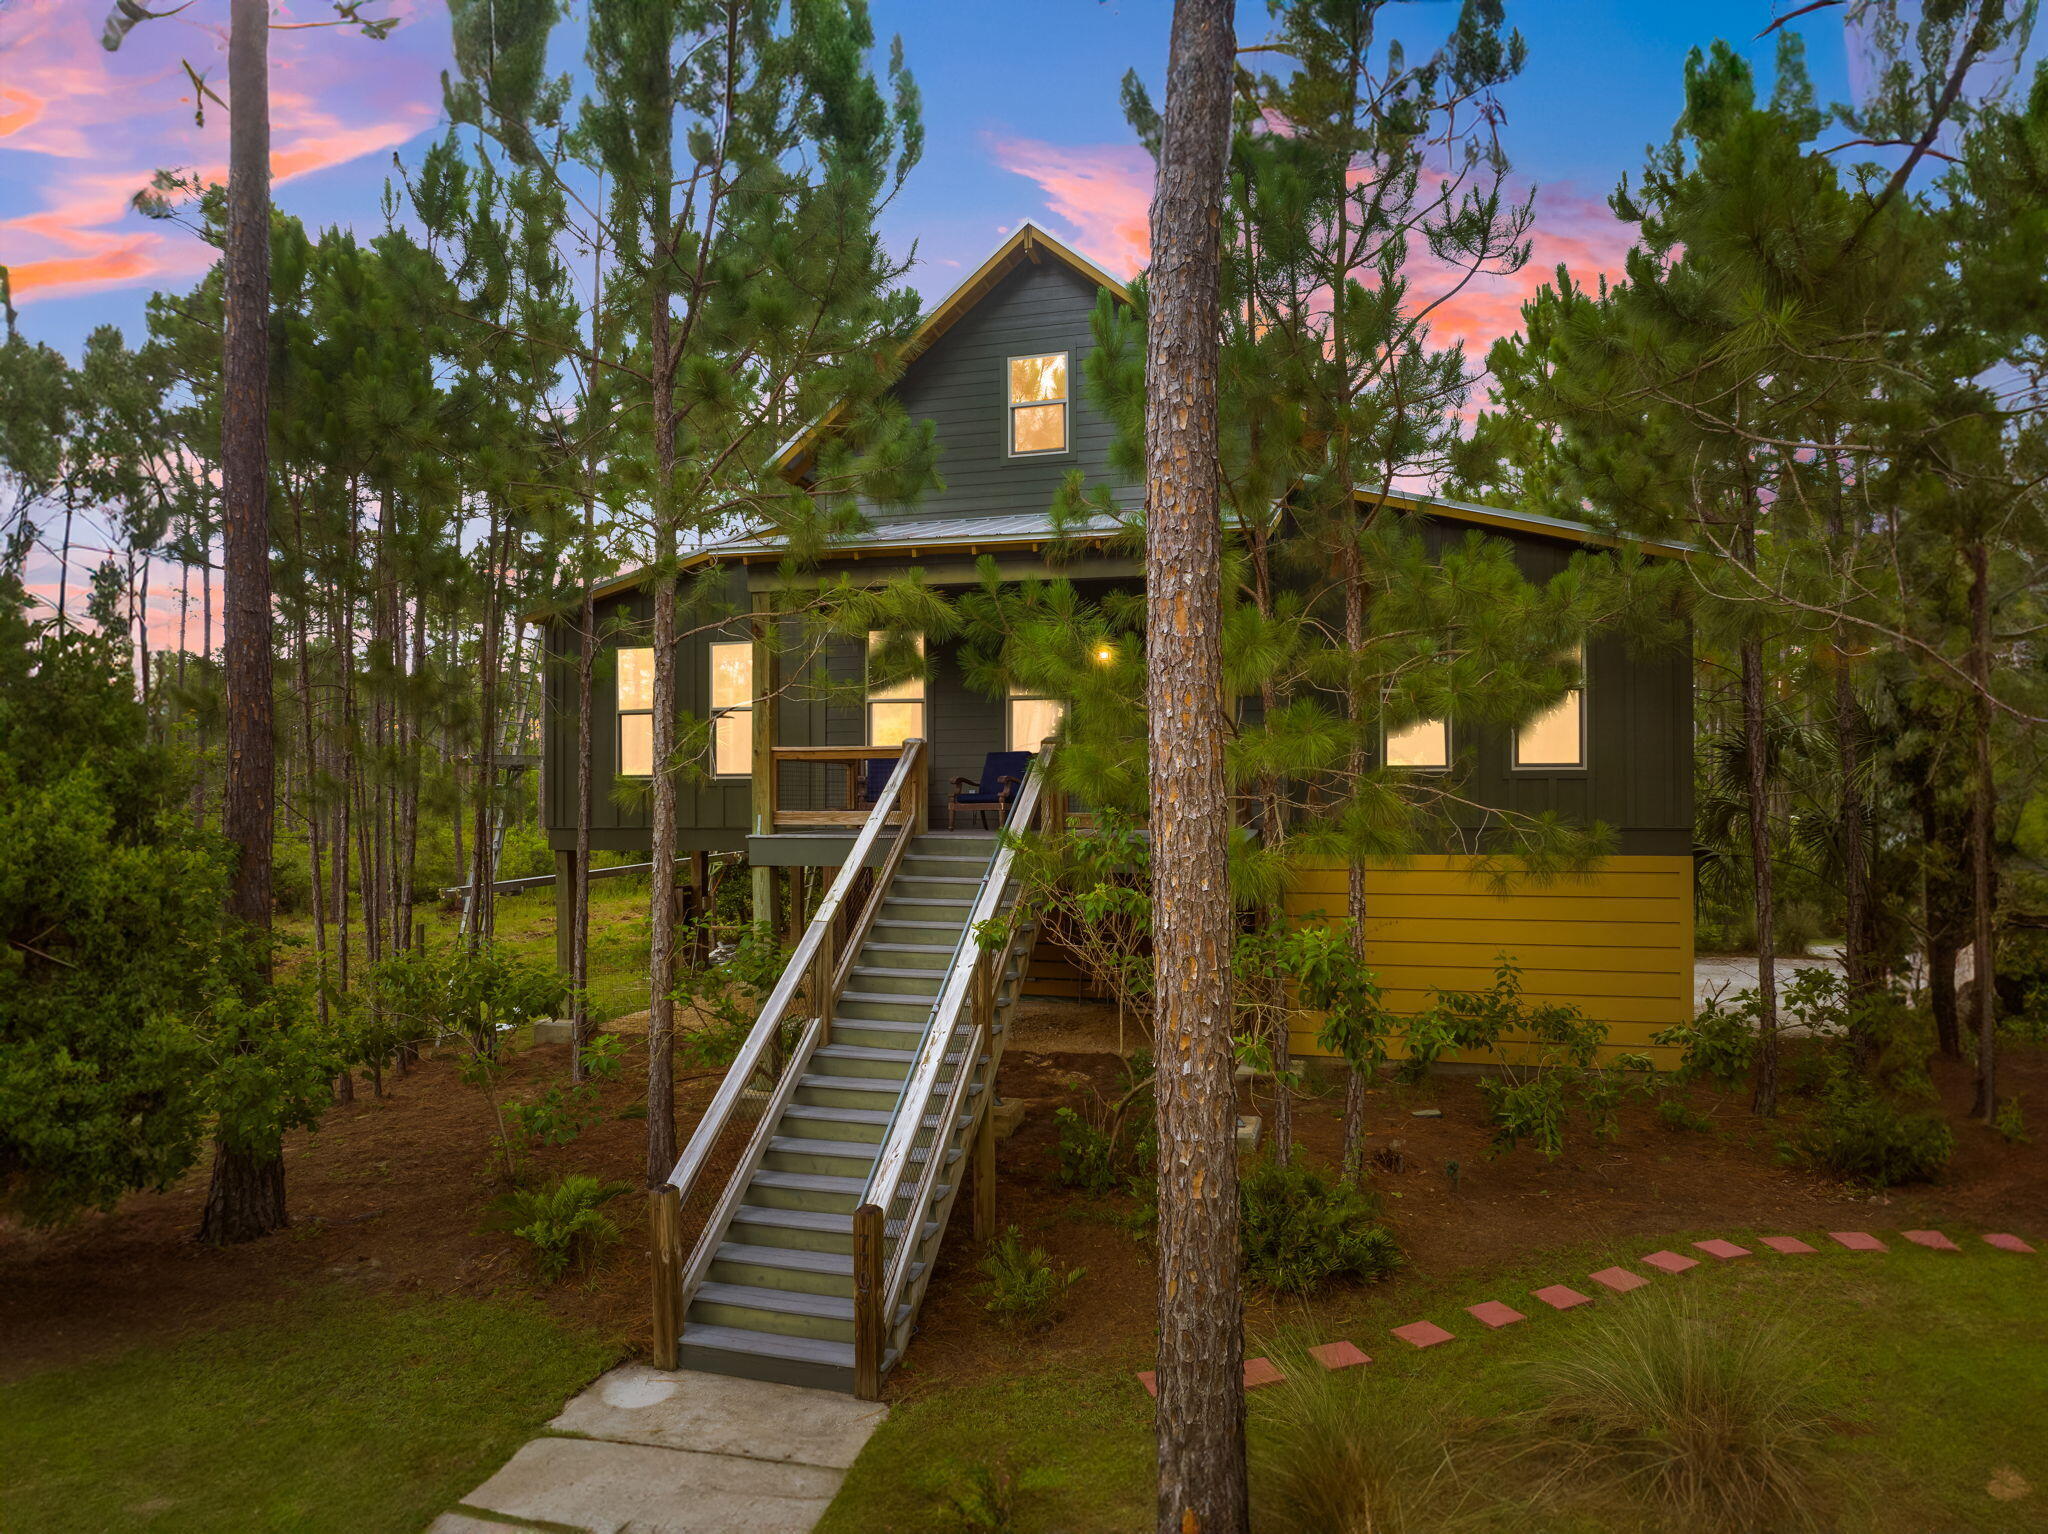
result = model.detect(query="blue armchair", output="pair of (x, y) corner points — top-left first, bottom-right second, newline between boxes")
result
(949, 750), (1034, 829)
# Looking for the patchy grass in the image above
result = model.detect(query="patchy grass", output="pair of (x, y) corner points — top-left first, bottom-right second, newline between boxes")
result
(823, 1237), (2048, 1533)
(276, 873), (653, 1024)
(0, 1286), (618, 1534)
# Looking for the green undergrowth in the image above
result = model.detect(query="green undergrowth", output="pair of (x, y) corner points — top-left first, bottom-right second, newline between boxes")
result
(0, 1286), (620, 1534)
(821, 1235), (2048, 1533)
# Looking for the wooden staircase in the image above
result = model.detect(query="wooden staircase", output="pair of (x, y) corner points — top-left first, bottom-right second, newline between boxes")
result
(650, 741), (1049, 1396)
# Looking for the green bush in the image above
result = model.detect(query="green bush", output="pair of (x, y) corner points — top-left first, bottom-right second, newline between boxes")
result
(1239, 1159), (1401, 1295)
(1250, 1361), (1460, 1534)
(487, 1174), (630, 1283)
(973, 1227), (1083, 1333)
(1655, 1095), (1714, 1133)
(1534, 1288), (1835, 1533)
(1654, 996), (1758, 1088)
(1796, 1087), (1954, 1187)
(1051, 1052), (1155, 1195)
(1993, 1096), (2028, 1145)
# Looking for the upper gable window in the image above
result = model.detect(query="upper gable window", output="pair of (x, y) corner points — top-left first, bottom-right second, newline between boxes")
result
(1007, 353), (1069, 455)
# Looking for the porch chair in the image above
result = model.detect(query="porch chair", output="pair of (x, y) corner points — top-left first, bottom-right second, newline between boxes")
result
(852, 754), (897, 810)
(949, 750), (1034, 830)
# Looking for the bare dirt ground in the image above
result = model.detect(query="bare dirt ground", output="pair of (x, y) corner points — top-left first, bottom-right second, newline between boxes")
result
(5, 997), (2041, 1400)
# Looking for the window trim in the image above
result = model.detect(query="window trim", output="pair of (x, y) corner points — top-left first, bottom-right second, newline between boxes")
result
(1004, 350), (1071, 459)
(707, 638), (753, 780)
(1510, 649), (1589, 773)
(1381, 714), (1451, 773)
(866, 632), (927, 748)
(616, 645), (655, 779)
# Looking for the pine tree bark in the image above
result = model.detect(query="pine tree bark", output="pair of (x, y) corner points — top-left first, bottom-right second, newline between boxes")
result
(645, 263), (682, 1182)
(1836, 656), (1873, 1070)
(1967, 539), (1998, 1122)
(201, 0), (284, 1245)
(1143, 3), (1245, 1530)
(572, 487), (599, 1083)
(1743, 634), (1780, 1117)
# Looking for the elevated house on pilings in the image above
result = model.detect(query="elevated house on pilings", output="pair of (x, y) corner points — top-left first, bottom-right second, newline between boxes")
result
(525, 221), (1697, 1394)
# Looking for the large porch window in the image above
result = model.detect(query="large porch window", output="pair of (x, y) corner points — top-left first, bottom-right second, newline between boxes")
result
(1384, 715), (1449, 770)
(1007, 683), (1064, 751)
(867, 632), (925, 747)
(617, 647), (655, 776)
(709, 640), (753, 777)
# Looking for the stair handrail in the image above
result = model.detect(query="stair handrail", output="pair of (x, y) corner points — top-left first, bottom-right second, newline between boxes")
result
(852, 744), (1052, 1384)
(651, 739), (926, 1365)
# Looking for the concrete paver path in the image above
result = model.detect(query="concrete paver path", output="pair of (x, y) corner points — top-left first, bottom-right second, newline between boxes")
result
(430, 1366), (886, 1534)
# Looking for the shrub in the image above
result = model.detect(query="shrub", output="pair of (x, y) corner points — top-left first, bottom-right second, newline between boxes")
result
(1239, 1159), (1402, 1295)
(1796, 1086), (1954, 1187)
(1656, 1095), (1713, 1134)
(936, 1458), (1021, 1533)
(487, 1174), (630, 1283)
(1534, 1288), (1835, 1533)
(1993, 1096), (2028, 1145)
(1250, 1362), (1461, 1534)
(1654, 995), (1758, 1088)
(672, 923), (790, 1070)
(1051, 1052), (1155, 1194)
(973, 1227), (1083, 1333)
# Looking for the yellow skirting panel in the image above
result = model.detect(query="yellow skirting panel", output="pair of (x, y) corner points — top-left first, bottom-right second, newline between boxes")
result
(1285, 856), (1695, 1067)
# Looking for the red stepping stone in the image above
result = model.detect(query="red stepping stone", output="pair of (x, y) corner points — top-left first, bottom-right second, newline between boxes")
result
(1466, 1300), (1525, 1329)
(1137, 1370), (1157, 1397)
(1694, 1239), (1750, 1260)
(1533, 1284), (1594, 1310)
(1984, 1233), (2037, 1254)
(1243, 1356), (1286, 1389)
(1392, 1320), (1455, 1349)
(1760, 1235), (1817, 1254)
(1308, 1339), (1372, 1370)
(1641, 1250), (1700, 1274)
(1830, 1231), (1888, 1252)
(1902, 1230), (1960, 1252)
(1589, 1266), (1649, 1293)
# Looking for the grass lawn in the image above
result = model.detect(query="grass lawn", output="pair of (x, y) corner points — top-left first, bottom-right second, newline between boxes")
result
(0, 1286), (619, 1534)
(820, 1235), (2048, 1533)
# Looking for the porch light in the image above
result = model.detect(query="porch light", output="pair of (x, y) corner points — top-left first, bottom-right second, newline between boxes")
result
(1093, 643), (1115, 665)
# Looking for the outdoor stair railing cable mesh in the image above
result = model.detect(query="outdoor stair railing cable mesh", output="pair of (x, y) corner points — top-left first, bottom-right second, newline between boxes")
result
(849, 742), (1053, 1397)
(647, 739), (928, 1366)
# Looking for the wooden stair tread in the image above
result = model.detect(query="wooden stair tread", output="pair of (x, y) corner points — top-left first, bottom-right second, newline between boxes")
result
(694, 1281), (914, 1326)
(731, 1204), (940, 1242)
(712, 1242), (929, 1282)
(676, 1323), (899, 1373)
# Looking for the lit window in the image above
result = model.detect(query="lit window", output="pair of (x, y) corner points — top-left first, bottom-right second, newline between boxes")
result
(867, 632), (926, 747)
(709, 640), (753, 777)
(1007, 683), (1064, 752)
(617, 647), (655, 777)
(1514, 648), (1585, 769)
(1008, 352), (1068, 455)
(1384, 717), (1448, 770)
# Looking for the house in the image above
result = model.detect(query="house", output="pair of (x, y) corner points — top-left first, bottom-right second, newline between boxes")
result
(533, 220), (1695, 1059)
(528, 222), (1695, 1393)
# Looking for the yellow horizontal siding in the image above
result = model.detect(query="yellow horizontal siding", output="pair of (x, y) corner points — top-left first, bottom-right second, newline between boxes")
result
(1285, 856), (1693, 1065)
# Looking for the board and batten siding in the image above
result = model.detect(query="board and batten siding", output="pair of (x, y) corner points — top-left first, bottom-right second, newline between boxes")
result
(1284, 855), (1695, 1066)
(860, 255), (1138, 525)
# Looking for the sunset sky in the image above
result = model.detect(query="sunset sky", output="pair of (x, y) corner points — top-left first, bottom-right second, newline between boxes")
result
(4, 0), (1882, 362)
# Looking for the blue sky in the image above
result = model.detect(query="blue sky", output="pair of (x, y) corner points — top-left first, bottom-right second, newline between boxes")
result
(4, 0), (1872, 360)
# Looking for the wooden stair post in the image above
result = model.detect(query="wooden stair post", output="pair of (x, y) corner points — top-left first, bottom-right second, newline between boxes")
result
(649, 1184), (683, 1370)
(851, 1202), (885, 1400)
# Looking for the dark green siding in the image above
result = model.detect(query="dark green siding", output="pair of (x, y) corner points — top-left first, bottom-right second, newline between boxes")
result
(862, 256), (1137, 524)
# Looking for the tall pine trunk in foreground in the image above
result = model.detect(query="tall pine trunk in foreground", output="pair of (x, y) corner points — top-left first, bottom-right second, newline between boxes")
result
(1143, 2), (1245, 1530)
(201, 0), (283, 1244)
(1967, 539), (1998, 1121)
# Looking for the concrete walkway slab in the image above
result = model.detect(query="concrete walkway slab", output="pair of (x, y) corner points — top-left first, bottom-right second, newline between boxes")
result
(436, 1365), (888, 1534)
(458, 1436), (837, 1534)
(549, 1365), (884, 1469)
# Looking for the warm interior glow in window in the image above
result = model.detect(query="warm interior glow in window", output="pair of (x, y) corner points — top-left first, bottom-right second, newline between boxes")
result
(868, 632), (926, 747)
(1515, 648), (1585, 768)
(1008, 352), (1068, 454)
(709, 640), (753, 777)
(1385, 717), (1449, 770)
(617, 647), (655, 776)
(1007, 685), (1064, 752)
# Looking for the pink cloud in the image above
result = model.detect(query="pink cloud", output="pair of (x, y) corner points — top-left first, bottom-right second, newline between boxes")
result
(986, 136), (1153, 278)
(990, 130), (1636, 361)
(0, 0), (442, 305)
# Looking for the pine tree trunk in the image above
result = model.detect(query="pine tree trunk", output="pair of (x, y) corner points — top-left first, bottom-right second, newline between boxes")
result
(1743, 635), (1780, 1117)
(201, 0), (282, 1245)
(572, 493), (598, 1083)
(1968, 540), (1998, 1122)
(1836, 657), (1873, 1070)
(646, 305), (682, 1180)
(1143, 3), (1245, 1529)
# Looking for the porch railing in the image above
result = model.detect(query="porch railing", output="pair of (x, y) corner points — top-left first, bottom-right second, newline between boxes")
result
(649, 739), (929, 1365)
(768, 744), (927, 830)
(848, 743), (1053, 1397)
